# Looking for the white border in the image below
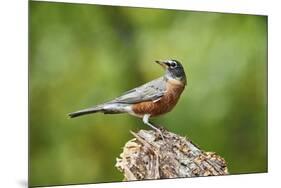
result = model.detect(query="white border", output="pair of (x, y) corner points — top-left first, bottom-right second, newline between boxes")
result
(35, 0), (269, 15)
(1, 0), (280, 188)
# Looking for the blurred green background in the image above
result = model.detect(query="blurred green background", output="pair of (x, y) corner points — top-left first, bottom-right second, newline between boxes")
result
(29, 1), (267, 187)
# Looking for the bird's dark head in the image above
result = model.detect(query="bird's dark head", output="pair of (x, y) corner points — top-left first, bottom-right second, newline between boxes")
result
(155, 59), (187, 85)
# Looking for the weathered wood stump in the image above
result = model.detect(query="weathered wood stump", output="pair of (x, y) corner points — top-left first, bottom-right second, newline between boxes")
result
(116, 128), (228, 181)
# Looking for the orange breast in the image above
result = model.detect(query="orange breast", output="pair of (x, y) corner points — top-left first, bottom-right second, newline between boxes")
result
(132, 80), (185, 117)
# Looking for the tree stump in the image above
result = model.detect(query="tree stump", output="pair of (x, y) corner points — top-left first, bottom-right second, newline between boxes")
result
(115, 128), (228, 181)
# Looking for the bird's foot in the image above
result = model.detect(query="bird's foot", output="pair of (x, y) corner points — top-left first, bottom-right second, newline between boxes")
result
(154, 127), (165, 141)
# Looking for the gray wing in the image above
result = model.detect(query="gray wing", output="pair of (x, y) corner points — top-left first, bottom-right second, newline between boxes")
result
(109, 77), (166, 104)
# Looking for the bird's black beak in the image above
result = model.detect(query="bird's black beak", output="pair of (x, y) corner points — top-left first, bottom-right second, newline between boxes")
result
(155, 60), (169, 69)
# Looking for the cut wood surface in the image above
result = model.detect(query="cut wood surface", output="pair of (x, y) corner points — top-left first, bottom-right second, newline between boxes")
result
(116, 128), (228, 181)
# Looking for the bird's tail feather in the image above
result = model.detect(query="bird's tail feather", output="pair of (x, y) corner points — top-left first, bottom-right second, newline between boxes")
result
(68, 103), (129, 118)
(68, 105), (104, 118)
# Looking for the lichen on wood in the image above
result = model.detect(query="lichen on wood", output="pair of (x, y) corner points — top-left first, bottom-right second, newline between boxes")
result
(115, 128), (228, 181)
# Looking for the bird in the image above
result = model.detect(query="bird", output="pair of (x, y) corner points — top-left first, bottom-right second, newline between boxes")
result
(68, 59), (187, 139)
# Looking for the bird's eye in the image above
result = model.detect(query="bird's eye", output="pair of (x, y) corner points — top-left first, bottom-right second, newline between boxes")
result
(170, 62), (177, 68)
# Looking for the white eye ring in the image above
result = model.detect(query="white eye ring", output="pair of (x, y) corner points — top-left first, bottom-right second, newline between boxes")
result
(170, 62), (177, 68)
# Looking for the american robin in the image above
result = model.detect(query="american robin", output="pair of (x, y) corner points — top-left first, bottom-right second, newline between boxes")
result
(68, 59), (187, 139)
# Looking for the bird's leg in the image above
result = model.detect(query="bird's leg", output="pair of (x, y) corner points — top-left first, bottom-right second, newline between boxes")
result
(143, 114), (165, 140)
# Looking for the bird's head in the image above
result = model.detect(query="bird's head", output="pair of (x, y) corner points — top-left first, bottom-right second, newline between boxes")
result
(155, 59), (187, 85)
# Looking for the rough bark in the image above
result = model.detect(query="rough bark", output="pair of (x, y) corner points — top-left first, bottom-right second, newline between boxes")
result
(115, 128), (228, 181)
